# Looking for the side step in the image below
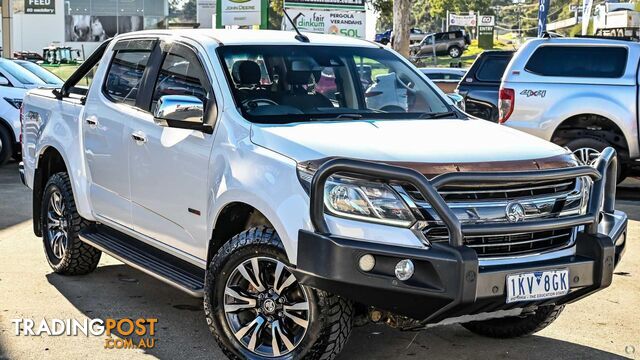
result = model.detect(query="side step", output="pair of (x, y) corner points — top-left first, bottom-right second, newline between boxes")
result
(79, 225), (205, 297)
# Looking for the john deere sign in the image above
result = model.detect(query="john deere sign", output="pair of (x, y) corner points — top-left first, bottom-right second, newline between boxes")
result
(217, 0), (268, 28)
(282, 9), (366, 39)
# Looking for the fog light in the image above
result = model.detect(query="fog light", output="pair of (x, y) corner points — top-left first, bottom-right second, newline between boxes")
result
(395, 259), (414, 281)
(358, 254), (375, 272)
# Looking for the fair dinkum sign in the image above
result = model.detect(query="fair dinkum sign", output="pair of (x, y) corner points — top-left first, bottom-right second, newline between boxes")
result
(282, 8), (366, 39)
(284, 0), (365, 11)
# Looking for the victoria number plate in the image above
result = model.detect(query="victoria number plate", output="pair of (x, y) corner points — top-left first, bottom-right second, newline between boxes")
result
(506, 269), (569, 303)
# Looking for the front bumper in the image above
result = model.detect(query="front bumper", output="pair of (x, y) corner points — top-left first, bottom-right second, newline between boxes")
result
(294, 148), (626, 324)
(294, 211), (626, 323)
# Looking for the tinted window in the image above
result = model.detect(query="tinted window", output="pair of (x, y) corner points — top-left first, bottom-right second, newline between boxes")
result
(104, 50), (151, 106)
(16, 61), (63, 85)
(0, 58), (45, 85)
(152, 51), (209, 112)
(525, 46), (627, 78)
(476, 57), (510, 82)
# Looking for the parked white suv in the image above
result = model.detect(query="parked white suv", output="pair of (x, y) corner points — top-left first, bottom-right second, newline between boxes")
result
(500, 37), (640, 180)
(20, 30), (626, 359)
(0, 58), (51, 164)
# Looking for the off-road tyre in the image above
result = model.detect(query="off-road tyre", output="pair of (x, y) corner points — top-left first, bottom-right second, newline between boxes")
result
(41, 172), (101, 275)
(462, 305), (564, 338)
(204, 225), (354, 360)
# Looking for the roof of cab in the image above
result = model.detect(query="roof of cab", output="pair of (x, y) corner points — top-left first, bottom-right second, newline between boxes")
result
(524, 36), (640, 48)
(115, 29), (380, 48)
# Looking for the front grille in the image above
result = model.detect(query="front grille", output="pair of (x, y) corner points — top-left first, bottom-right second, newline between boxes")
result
(404, 179), (576, 203)
(424, 227), (574, 257)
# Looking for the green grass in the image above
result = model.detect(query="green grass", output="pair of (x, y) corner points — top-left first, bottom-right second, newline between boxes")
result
(43, 65), (80, 81)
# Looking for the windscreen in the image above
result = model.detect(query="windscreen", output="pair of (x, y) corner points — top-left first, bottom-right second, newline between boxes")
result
(218, 45), (451, 123)
(0, 59), (46, 85)
(16, 61), (63, 85)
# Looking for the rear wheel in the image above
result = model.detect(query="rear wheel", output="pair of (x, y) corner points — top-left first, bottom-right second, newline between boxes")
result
(0, 126), (12, 165)
(204, 226), (354, 359)
(563, 137), (626, 182)
(448, 46), (462, 58)
(462, 305), (564, 338)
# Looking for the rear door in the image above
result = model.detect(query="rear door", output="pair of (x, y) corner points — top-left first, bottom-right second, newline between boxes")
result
(127, 40), (216, 259)
(83, 38), (156, 228)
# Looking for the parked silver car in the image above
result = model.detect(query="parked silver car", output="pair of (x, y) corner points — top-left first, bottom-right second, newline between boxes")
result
(410, 30), (471, 58)
(500, 37), (640, 180)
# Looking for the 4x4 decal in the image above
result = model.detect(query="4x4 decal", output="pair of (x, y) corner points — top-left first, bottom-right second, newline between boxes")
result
(520, 89), (547, 98)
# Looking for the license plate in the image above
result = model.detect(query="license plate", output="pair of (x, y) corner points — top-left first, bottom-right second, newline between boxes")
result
(506, 269), (569, 303)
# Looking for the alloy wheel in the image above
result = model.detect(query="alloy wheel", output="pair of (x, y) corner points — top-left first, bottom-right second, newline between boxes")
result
(46, 189), (69, 259)
(573, 147), (601, 166)
(224, 257), (310, 357)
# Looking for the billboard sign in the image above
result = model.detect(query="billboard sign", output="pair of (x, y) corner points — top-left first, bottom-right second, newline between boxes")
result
(25, 0), (55, 14)
(449, 14), (477, 27)
(282, 9), (365, 39)
(220, 0), (263, 26)
(284, 0), (365, 10)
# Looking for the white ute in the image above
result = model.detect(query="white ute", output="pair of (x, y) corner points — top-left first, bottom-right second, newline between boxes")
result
(20, 30), (627, 359)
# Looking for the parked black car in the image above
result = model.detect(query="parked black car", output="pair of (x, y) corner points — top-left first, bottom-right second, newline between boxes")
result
(456, 50), (514, 122)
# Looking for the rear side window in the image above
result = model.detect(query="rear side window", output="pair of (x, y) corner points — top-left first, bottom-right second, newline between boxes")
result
(476, 57), (510, 82)
(525, 46), (627, 78)
(104, 50), (151, 106)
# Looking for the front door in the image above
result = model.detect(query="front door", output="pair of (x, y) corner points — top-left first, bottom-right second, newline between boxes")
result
(84, 39), (155, 228)
(127, 41), (215, 259)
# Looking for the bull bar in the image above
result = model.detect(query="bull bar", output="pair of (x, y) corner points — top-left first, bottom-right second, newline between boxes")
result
(293, 147), (627, 324)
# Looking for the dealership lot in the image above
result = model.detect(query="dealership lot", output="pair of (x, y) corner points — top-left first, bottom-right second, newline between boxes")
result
(0, 162), (638, 359)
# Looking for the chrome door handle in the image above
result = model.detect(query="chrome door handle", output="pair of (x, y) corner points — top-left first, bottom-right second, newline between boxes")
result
(131, 131), (147, 143)
(85, 117), (98, 127)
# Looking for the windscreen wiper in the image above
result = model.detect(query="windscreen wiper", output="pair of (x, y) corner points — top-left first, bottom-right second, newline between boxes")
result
(418, 111), (457, 119)
(310, 113), (364, 121)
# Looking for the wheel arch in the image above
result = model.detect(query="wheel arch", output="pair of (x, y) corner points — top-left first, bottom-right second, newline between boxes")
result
(207, 201), (274, 265)
(32, 146), (70, 236)
(551, 113), (630, 159)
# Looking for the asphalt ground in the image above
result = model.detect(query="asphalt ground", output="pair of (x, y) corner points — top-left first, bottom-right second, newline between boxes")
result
(0, 162), (638, 359)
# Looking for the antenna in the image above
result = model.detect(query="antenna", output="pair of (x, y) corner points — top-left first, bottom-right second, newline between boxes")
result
(283, 9), (310, 43)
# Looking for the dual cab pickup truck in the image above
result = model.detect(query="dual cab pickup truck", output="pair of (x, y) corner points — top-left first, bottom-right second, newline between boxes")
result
(20, 30), (627, 359)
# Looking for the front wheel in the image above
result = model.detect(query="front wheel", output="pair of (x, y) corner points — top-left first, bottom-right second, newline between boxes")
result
(204, 226), (354, 359)
(462, 305), (564, 338)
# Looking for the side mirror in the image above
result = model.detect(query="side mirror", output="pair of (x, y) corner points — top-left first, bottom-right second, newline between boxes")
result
(0, 76), (10, 86)
(153, 95), (211, 133)
(447, 93), (466, 112)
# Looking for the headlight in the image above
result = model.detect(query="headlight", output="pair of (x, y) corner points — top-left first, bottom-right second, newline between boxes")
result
(3, 97), (22, 109)
(297, 166), (416, 227)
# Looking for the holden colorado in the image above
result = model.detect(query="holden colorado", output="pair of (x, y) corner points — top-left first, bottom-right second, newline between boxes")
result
(19, 30), (627, 359)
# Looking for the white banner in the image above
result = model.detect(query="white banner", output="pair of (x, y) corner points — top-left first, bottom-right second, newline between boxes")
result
(221, 0), (262, 26)
(449, 14), (477, 27)
(582, 0), (593, 35)
(282, 9), (366, 39)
